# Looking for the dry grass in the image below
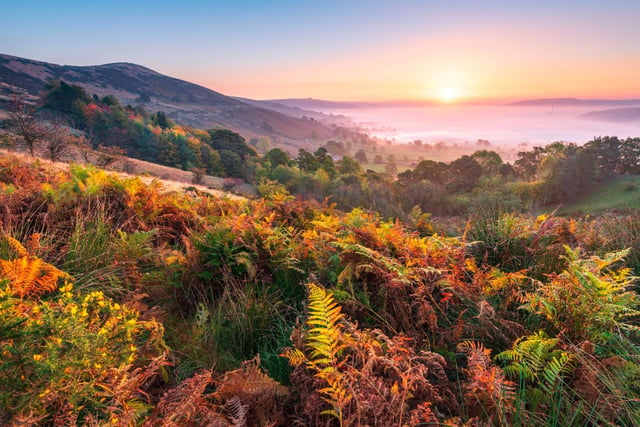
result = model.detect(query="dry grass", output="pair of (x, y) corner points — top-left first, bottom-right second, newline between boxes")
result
(0, 147), (244, 200)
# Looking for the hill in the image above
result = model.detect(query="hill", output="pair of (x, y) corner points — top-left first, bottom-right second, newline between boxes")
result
(509, 97), (640, 107)
(581, 107), (640, 124)
(0, 53), (340, 152)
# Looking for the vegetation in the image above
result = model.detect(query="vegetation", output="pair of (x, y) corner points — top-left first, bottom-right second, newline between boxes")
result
(1, 150), (640, 426)
(3, 80), (640, 425)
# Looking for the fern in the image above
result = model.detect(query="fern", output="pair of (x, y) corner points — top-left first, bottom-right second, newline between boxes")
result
(225, 395), (247, 427)
(457, 340), (516, 425)
(0, 234), (68, 298)
(522, 246), (640, 344)
(281, 283), (351, 425)
(214, 356), (288, 426)
(496, 331), (573, 409)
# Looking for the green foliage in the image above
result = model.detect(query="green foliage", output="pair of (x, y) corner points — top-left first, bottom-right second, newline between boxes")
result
(44, 80), (91, 114)
(497, 331), (573, 409)
(187, 282), (293, 377)
(0, 280), (167, 424)
(523, 246), (640, 345)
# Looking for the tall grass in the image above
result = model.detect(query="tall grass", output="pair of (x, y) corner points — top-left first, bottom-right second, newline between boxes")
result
(177, 277), (295, 382)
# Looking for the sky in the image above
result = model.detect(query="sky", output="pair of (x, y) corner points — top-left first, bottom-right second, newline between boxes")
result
(2, 0), (640, 102)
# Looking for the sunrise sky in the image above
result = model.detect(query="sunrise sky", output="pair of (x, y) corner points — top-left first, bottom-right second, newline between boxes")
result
(2, 0), (639, 102)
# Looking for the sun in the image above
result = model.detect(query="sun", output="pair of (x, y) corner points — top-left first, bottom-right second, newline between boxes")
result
(440, 87), (457, 103)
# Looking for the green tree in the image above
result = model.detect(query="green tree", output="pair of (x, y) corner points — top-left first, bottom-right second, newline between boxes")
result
(43, 80), (91, 114)
(208, 129), (256, 160)
(297, 148), (320, 172)
(219, 149), (244, 178)
(447, 155), (482, 192)
(471, 150), (504, 176)
(338, 155), (361, 175)
(265, 148), (291, 170)
(155, 111), (171, 130)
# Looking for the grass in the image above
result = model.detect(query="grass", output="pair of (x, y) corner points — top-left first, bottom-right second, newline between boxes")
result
(560, 175), (640, 214)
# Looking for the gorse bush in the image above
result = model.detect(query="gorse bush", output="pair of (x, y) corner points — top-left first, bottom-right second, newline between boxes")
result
(0, 235), (167, 425)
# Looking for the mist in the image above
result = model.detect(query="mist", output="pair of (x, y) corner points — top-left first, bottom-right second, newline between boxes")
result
(327, 102), (640, 152)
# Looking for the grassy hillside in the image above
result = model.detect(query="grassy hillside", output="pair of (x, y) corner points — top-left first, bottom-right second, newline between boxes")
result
(1, 151), (639, 426)
(560, 175), (640, 214)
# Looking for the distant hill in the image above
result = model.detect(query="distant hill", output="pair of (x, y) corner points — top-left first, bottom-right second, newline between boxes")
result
(233, 97), (356, 127)
(581, 107), (640, 123)
(268, 98), (367, 110)
(0, 53), (340, 151)
(268, 98), (439, 110)
(510, 97), (640, 107)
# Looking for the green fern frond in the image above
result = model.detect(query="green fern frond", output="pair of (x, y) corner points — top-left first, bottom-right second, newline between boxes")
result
(497, 330), (574, 405)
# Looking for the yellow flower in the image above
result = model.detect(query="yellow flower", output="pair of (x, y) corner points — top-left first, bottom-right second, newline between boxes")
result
(59, 282), (73, 293)
(33, 354), (43, 361)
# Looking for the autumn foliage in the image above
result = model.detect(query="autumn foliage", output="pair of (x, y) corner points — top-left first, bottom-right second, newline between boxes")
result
(1, 152), (639, 425)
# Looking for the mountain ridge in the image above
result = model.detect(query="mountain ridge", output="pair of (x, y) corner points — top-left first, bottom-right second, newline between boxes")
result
(0, 53), (340, 151)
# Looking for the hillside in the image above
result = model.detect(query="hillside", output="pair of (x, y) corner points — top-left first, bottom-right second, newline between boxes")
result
(560, 175), (640, 214)
(0, 53), (339, 151)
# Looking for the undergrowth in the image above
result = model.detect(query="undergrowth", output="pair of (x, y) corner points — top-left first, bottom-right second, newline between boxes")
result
(1, 152), (639, 426)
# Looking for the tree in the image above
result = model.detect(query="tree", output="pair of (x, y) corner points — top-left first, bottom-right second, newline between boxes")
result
(297, 148), (320, 172)
(43, 80), (91, 114)
(208, 129), (256, 160)
(219, 149), (244, 178)
(191, 167), (206, 185)
(412, 160), (447, 184)
(471, 150), (504, 176)
(447, 155), (482, 192)
(253, 136), (273, 154)
(155, 111), (171, 130)
(265, 148), (291, 170)
(7, 94), (65, 156)
(338, 155), (361, 175)
(43, 128), (72, 162)
(314, 147), (336, 177)
(354, 149), (368, 164)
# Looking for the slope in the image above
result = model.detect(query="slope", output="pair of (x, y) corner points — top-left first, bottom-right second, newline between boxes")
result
(0, 53), (337, 150)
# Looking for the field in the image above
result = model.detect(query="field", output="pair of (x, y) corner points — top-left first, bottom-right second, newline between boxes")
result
(561, 175), (640, 214)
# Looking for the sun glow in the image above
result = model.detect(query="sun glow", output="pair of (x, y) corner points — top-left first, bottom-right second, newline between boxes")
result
(440, 87), (457, 103)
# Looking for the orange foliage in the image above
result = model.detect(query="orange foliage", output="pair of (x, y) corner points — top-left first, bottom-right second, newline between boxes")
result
(0, 234), (68, 298)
